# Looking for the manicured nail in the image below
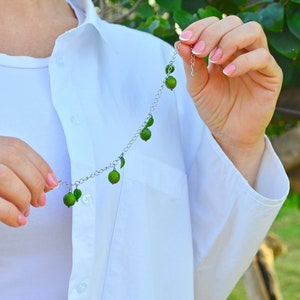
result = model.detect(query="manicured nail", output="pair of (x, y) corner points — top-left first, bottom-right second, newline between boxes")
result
(18, 214), (27, 226)
(210, 48), (223, 62)
(223, 64), (237, 76)
(46, 173), (58, 188)
(179, 30), (193, 41)
(24, 208), (30, 217)
(37, 192), (46, 207)
(192, 41), (206, 55)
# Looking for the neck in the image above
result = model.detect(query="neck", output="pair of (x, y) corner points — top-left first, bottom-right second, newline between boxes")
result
(0, 0), (72, 18)
(0, 0), (78, 57)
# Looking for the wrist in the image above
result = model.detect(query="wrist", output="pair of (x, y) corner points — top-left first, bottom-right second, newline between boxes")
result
(214, 135), (266, 186)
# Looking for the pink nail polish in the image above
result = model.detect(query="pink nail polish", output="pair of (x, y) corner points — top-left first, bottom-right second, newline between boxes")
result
(192, 41), (206, 55)
(223, 64), (237, 76)
(179, 30), (193, 41)
(37, 193), (46, 207)
(46, 173), (58, 188)
(18, 215), (27, 226)
(24, 208), (30, 217)
(210, 48), (223, 62)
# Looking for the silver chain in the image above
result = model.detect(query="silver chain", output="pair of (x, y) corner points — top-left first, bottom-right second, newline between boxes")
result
(58, 48), (179, 191)
(190, 49), (195, 77)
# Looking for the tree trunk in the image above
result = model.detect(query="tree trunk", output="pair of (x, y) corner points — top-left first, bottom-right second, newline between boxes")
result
(243, 234), (286, 300)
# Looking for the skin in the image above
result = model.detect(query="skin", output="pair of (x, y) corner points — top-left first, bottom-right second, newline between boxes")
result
(177, 16), (282, 186)
(0, 3), (283, 227)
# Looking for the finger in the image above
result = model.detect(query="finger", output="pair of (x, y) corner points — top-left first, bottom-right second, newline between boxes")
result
(0, 197), (27, 227)
(175, 42), (209, 95)
(3, 152), (50, 206)
(191, 15), (244, 57)
(222, 48), (282, 80)
(0, 137), (58, 204)
(179, 17), (220, 45)
(209, 21), (268, 65)
(0, 163), (31, 212)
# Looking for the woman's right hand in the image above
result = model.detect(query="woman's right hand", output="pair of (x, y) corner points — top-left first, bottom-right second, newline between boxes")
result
(0, 137), (58, 227)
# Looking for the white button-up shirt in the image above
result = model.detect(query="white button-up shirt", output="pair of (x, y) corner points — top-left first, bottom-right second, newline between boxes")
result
(0, 0), (289, 299)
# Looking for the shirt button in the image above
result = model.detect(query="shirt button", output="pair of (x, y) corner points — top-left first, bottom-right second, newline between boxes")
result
(70, 114), (82, 125)
(81, 194), (92, 205)
(76, 281), (88, 294)
(55, 56), (64, 66)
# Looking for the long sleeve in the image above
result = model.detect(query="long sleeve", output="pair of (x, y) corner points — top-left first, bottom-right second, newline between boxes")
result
(189, 127), (289, 299)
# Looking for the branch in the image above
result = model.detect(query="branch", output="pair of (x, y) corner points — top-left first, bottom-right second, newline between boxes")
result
(110, 0), (143, 23)
(99, 0), (106, 19)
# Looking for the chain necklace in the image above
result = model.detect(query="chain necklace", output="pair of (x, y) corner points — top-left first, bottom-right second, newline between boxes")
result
(61, 44), (195, 207)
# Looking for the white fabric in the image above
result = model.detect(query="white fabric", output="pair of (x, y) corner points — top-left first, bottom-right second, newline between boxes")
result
(0, 55), (73, 299)
(0, 0), (289, 299)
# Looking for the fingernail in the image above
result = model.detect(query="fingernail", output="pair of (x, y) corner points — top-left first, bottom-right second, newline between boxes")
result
(210, 48), (223, 62)
(37, 192), (46, 207)
(24, 208), (30, 217)
(179, 30), (193, 41)
(46, 173), (58, 188)
(223, 64), (237, 76)
(18, 214), (27, 226)
(192, 41), (206, 55)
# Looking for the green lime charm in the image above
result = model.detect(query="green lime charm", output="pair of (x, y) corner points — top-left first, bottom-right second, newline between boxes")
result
(58, 49), (180, 206)
(140, 127), (151, 141)
(63, 192), (77, 208)
(165, 76), (177, 90)
(165, 64), (175, 74)
(73, 188), (82, 201)
(108, 169), (120, 184)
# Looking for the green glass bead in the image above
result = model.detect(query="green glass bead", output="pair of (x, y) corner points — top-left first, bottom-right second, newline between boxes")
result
(63, 192), (76, 208)
(165, 76), (177, 90)
(73, 188), (82, 201)
(146, 115), (154, 127)
(108, 169), (120, 184)
(165, 64), (175, 74)
(140, 127), (151, 141)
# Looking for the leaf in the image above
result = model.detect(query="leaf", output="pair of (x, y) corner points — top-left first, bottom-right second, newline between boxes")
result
(156, 0), (182, 12)
(137, 2), (155, 19)
(268, 25), (300, 60)
(238, 3), (284, 32)
(120, 156), (126, 169)
(198, 5), (223, 19)
(173, 10), (198, 30)
(183, 0), (208, 13)
(243, 0), (274, 12)
(138, 17), (160, 34)
(208, 0), (247, 14)
(286, 3), (300, 39)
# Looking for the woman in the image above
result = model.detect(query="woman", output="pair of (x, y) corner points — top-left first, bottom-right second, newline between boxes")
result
(0, 0), (289, 299)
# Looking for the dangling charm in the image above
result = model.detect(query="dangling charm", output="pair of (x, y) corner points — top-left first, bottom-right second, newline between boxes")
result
(165, 63), (177, 90)
(108, 169), (120, 184)
(140, 115), (154, 142)
(60, 49), (179, 206)
(63, 186), (82, 208)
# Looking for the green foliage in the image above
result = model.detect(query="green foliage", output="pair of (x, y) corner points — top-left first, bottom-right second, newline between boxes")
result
(99, 0), (300, 88)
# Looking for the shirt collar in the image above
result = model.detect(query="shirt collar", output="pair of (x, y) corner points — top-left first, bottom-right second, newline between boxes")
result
(69, 0), (115, 49)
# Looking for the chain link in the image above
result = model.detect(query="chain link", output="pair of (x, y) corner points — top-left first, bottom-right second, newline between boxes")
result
(58, 49), (179, 191)
(190, 52), (195, 77)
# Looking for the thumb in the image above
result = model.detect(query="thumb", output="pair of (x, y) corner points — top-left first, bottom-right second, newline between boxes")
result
(175, 41), (208, 96)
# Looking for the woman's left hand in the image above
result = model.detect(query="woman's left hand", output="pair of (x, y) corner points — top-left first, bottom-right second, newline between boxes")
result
(177, 16), (282, 161)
